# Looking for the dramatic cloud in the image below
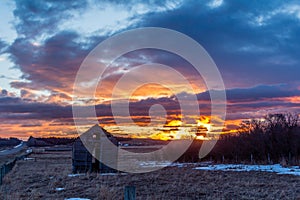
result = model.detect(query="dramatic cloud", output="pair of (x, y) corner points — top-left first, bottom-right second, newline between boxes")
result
(196, 84), (300, 102)
(0, 0), (299, 138)
(8, 31), (101, 103)
(0, 40), (7, 53)
(0, 89), (8, 97)
(140, 0), (300, 87)
(13, 0), (88, 38)
(1, 82), (299, 137)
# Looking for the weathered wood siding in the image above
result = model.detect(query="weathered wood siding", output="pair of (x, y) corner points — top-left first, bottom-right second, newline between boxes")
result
(72, 125), (119, 173)
(72, 139), (92, 173)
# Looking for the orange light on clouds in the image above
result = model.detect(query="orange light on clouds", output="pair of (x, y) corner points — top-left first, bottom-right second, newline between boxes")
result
(0, 121), (77, 140)
(165, 119), (182, 127)
(130, 83), (174, 100)
(149, 116), (213, 141)
(287, 96), (300, 103)
(196, 116), (211, 132)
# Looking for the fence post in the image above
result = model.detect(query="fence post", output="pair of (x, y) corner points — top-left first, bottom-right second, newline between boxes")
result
(124, 186), (136, 200)
(0, 165), (2, 185)
(3, 164), (7, 175)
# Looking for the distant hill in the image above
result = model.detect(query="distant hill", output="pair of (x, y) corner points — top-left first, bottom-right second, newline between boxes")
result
(27, 136), (76, 147)
(0, 137), (21, 147)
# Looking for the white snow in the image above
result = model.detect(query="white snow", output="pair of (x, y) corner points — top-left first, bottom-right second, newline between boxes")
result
(13, 141), (23, 149)
(139, 161), (172, 167)
(68, 173), (126, 177)
(65, 198), (90, 200)
(100, 173), (127, 176)
(138, 161), (199, 168)
(26, 149), (33, 153)
(24, 157), (35, 161)
(68, 173), (85, 177)
(194, 164), (300, 176)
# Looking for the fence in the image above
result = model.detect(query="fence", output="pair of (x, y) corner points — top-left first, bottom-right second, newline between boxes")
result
(0, 152), (31, 185)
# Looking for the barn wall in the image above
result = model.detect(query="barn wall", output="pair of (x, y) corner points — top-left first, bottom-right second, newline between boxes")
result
(72, 135), (119, 173)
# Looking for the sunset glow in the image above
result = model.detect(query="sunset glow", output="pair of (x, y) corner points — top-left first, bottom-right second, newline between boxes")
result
(0, 1), (299, 140)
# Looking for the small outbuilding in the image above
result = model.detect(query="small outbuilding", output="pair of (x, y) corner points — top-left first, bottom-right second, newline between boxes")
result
(72, 124), (119, 173)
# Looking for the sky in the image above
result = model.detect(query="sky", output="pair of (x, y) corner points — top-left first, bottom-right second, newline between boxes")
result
(0, 0), (299, 139)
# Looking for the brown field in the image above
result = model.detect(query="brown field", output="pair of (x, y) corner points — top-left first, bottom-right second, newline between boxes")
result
(0, 151), (300, 200)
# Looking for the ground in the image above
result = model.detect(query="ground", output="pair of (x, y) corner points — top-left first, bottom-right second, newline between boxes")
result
(0, 151), (299, 200)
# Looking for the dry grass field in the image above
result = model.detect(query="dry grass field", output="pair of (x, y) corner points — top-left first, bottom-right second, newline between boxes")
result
(0, 151), (299, 200)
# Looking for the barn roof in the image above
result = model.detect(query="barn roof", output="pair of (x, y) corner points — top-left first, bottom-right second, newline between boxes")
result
(75, 124), (118, 145)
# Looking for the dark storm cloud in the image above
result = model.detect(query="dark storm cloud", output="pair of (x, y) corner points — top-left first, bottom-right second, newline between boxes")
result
(228, 101), (300, 112)
(140, 0), (300, 87)
(0, 96), (72, 120)
(195, 84), (300, 102)
(13, 0), (88, 38)
(0, 94), (179, 122)
(8, 31), (100, 92)
(9, 0), (300, 95)
(7, 0), (103, 98)
(8, 0), (114, 96)
(98, 0), (182, 11)
(0, 89), (8, 97)
(226, 85), (300, 102)
(0, 95), (110, 121)
(8, 0), (185, 96)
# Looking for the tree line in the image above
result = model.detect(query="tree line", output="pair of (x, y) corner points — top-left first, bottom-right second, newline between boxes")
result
(210, 113), (300, 165)
(0, 137), (21, 148)
(178, 113), (300, 165)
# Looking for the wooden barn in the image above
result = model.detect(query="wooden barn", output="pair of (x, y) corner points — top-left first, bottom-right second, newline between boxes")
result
(72, 124), (119, 173)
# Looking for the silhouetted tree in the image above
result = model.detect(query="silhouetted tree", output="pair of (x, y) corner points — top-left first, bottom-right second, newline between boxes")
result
(208, 113), (300, 165)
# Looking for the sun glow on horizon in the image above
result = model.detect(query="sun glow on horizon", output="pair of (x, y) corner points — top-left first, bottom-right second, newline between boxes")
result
(196, 117), (211, 132)
(147, 116), (215, 141)
(164, 119), (182, 127)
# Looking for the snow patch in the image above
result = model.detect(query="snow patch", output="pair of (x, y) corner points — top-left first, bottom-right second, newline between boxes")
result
(138, 161), (199, 168)
(65, 198), (90, 200)
(100, 173), (127, 176)
(68, 173), (85, 177)
(26, 149), (33, 153)
(24, 157), (35, 161)
(194, 164), (300, 176)
(139, 161), (172, 167)
(13, 141), (23, 149)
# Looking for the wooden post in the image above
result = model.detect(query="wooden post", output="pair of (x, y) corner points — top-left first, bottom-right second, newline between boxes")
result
(267, 153), (271, 164)
(124, 186), (136, 200)
(3, 164), (7, 175)
(0, 165), (2, 185)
